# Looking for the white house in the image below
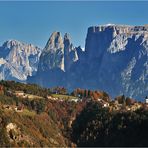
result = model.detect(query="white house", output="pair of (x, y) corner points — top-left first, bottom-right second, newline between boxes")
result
(71, 98), (79, 102)
(145, 96), (148, 104)
(103, 103), (109, 108)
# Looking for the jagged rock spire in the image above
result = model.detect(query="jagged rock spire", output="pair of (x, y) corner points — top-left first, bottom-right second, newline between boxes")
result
(38, 32), (78, 72)
(38, 31), (65, 71)
(64, 33), (78, 71)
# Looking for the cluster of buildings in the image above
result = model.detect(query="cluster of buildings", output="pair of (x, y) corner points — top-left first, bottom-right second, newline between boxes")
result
(97, 98), (110, 108)
(47, 94), (148, 112)
(96, 96), (148, 112)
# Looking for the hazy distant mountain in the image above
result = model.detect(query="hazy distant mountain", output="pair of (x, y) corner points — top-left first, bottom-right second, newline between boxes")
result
(28, 24), (148, 99)
(0, 40), (41, 81)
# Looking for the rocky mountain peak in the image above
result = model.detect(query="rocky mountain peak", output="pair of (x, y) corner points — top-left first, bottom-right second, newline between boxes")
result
(38, 32), (79, 73)
(45, 31), (64, 50)
(64, 33), (72, 52)
(64, 33), (71, 40)
(38, 31), (64, 72)
(3, 39), (21, 48)
(2, 39), (40, 53)
(63, 33), (78, 71)
(64, 33), (75, 52)
(0, 40), (42, 81)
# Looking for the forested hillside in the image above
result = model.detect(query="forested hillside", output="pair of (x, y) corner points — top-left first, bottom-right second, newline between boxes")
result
(0, 81), (148, 147)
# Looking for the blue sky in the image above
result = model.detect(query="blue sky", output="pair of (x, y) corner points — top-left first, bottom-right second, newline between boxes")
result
(0, 1), (148, 48)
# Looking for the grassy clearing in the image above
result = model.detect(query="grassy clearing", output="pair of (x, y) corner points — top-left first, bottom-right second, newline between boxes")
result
(26, 94), (44, 100)
(20, 109), (36, 117)
(52, 94), (77, 100)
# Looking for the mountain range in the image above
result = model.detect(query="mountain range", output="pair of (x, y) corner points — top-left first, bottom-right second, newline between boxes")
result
(0, 24), (148, 100)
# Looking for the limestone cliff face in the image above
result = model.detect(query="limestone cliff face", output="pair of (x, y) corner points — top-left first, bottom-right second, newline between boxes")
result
(84, 24), (148, 99)
(85, 24), (148, 57)
(0, 40), (41, 81)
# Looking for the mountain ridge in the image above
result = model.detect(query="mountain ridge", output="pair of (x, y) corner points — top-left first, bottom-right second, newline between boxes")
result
(30, 24), (148, 99)
(0, 24), (147, 100)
